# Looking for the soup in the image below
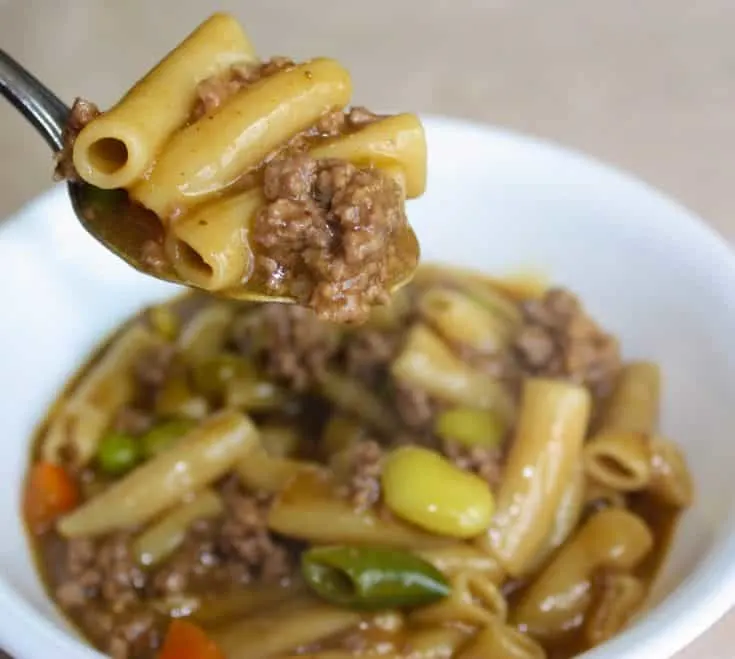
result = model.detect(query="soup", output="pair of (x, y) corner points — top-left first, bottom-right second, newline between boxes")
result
(23, 264), (692, 659)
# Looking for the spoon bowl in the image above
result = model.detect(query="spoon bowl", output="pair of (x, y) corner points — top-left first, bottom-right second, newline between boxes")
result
(1, 49), (419, 306)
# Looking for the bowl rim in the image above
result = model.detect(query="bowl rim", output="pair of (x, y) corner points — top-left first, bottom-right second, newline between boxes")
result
(1, 114), (734, 659)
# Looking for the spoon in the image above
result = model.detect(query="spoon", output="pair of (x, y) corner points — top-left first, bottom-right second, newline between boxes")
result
(0, 49), (419, 305)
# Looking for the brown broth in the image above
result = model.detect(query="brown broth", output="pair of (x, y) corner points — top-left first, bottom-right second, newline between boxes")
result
(23, 276), (688, 659)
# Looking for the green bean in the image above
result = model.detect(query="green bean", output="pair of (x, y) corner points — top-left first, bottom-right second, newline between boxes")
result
(301, 546), (450, 610)
(191, 354), (255, 398)
(435, 407), (506, 449)
(140, 419), (198, 458)
(96, 432), (141, 475)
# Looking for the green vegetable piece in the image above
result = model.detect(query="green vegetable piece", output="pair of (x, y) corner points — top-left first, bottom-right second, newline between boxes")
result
(141, 419), (198, 459)
(435, 407), (506, 449)
(191, 354), (256, 398)
(97, 432), (141, 475)
(301, 546), (451, 610)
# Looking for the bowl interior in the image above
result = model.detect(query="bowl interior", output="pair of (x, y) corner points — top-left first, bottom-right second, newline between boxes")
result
(1, 117), (735, 659)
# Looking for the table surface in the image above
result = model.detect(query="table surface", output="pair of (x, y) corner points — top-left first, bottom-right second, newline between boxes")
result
(1, 1), (733, 657)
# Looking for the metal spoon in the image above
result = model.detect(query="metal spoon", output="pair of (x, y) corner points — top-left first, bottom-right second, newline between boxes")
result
(0, 49), (419, 306)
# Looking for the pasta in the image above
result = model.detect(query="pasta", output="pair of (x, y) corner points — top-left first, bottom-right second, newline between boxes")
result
(267, 471), (449, 549)
(164, 190), (262, 291)
(57, 411), (257, 537)
(59, 13), (428, 323)
(410, 569), (508, 627)
(212, 600), (362, 659)
(512, 508), (653, 638)
(481, 378), (591, 577)
(131, 58), (353, 216)
(132, 488), (224, 566)
(458, 619), (546, 659)
(72, 13), (256, 189)
(418, 286), (515, 355)
(583, 430), (652, 492)
(648, 436), (694, 507)
(597, 361), (660, 434)
(584, 572), (646, 646)
(42, 323), (166, 468)
(25, 263), (692, 659)
(391, 324), (516, 424)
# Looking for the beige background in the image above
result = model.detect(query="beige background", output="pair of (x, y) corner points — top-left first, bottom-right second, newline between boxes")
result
(0, 0), (734, 657)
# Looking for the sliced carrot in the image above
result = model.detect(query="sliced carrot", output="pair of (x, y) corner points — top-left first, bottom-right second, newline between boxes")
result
(158, 620), (225, 659)
(23, 462), (79, 533)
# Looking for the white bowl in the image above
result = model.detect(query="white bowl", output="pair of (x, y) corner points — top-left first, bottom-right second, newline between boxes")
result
(1, 116), (735, 659)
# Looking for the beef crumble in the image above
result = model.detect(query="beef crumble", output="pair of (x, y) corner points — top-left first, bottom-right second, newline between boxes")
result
(189, 57), (295, 122)
(54, 98), (100, 181)
(334, 439), (384, 511)
(231, 303), (341, 391)
(513, 288), (621, 399)
(252, 155), (414, 324)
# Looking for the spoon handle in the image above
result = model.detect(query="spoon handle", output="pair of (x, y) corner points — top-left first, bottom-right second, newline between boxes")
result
(0, 49), (69, 153)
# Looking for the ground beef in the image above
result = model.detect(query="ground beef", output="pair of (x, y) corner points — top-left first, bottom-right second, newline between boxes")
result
(252, 155), (413, 323)
(231, 303), (341, 391)
(335, 440), (384, 510)
(56, 534), (146, 614)
(133, 344), (176, 389)
(217, 482), (293, 583)
(442, 440), (504, 490)
(343, 329), (399, 386)
(113, 406), (154, 435)
(314, 106), (382, 137)
(55, 534), (159, 658)
(393, 381), (439, 431)
(513, 288), (621, 399)
(54, 98), (101, 181)
(190, 57), (295, 121)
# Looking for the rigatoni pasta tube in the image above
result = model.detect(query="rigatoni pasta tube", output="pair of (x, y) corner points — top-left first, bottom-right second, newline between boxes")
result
(236, 445), (324, 494)
(400, 627), (469, 659)
(417, 545), (505, 583)
(525, 464), (586, 574)
(57, 411), (257, 537)
(597, 361), (660, 434)
(212, 600), (361, 659)
(309, 113), (427, 198)
(481, 379), (591, 577)
(410, 570), (508, 627)
(165, 189), (262, 290)
(457, 618), (546, 659)
(649, 436), (694, 507)
(584, 572), (646, 646)
(583, 431), (652, 492)
(73, 13), (255, 189)
(418, 286), (514, 355)
(391, 324), (516, 425)
(132, 489), (224, 567)
(267, 471), (448, 549)
(132, 58), (353, 217)
(177, 303), (235, 364)
(512, 508), (653, 638)
(42, 323), (166, 468)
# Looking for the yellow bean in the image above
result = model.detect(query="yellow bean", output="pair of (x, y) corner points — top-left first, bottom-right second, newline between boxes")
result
(435, 407), (506, 448)
(382, 446), (494, 539)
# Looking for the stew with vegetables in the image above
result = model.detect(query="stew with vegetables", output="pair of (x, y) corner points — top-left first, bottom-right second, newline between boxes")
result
(24, 264), (692, 659)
